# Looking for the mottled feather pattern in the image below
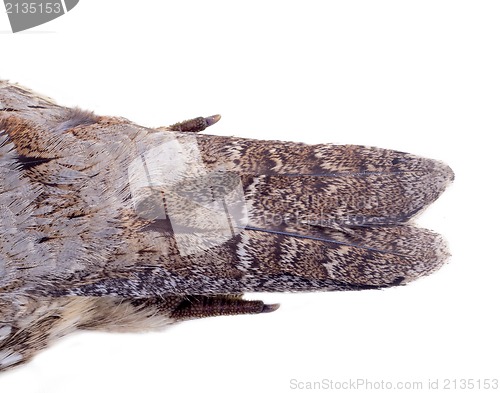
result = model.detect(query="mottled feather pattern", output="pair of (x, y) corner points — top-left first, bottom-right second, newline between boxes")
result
(0, 80), (453, 371)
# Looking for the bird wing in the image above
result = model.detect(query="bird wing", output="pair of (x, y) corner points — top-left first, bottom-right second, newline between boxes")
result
(0, 80), (453, 298)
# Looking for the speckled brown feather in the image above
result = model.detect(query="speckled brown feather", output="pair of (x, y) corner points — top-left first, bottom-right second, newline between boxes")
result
(0, 80), (453, 371)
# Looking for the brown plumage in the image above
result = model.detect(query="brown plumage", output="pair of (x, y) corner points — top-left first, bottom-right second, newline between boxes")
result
(0, 80), (453, 371)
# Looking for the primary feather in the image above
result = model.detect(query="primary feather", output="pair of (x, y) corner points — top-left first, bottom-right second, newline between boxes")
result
(0, 80), (453, 370)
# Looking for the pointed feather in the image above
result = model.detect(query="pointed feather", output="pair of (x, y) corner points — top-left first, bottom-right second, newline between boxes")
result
(194, 134), (454, 225)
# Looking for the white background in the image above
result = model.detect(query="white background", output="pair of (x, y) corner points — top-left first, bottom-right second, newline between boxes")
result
(1, 1), (499, 392)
